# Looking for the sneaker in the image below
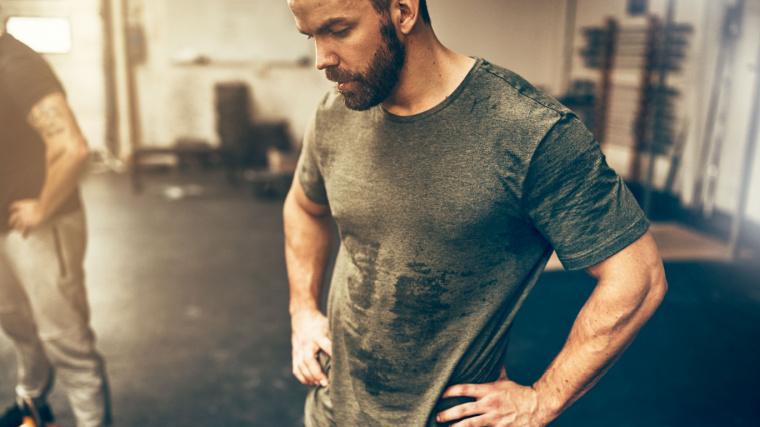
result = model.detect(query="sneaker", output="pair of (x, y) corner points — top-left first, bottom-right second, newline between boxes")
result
(0, 399), (55, 427)
(21, 398), (55, 427)
(0, 404), (23, 427)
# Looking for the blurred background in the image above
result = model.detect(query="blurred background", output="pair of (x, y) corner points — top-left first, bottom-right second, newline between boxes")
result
(1, 0), (759, 425)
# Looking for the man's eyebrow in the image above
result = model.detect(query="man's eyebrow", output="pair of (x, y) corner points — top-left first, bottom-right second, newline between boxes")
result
(299, 17), (349, 36)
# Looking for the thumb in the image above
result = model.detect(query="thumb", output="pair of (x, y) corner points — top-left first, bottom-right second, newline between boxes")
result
(318, 336), (333, 357)
(499, 366), (508, 381)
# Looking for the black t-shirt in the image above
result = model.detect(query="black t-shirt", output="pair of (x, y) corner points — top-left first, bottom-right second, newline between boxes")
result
(0, 33), (81, 232)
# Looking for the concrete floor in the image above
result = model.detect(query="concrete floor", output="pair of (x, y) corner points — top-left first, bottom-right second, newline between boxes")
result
(1, 169), (759, 426)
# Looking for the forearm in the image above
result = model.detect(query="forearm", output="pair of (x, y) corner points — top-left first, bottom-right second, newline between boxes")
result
(532, 263), (667, 422)
(37, 135), (89, 218)
(284, 186), (334, 385)
(283, 191), (333, 316)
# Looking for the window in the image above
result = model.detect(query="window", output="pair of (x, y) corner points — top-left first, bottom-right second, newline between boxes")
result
(6, 17), (72, 54)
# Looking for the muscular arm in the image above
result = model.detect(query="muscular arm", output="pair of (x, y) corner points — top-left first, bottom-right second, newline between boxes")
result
(532, 230), (667, 421)
(439, 231), (668, 426)
(8, 92), (90, 234)
(283, 177), (334, 386)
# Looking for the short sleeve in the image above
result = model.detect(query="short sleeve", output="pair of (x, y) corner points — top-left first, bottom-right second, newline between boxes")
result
(522, 114), (649, 270)
(1, 36), (64, 117)
(296, 109), (329, 205)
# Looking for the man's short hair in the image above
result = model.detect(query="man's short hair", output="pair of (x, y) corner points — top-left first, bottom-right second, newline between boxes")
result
(368, 0), (431, 24)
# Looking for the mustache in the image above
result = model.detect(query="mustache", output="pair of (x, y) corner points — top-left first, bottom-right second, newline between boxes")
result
(325, 67), (362, 83)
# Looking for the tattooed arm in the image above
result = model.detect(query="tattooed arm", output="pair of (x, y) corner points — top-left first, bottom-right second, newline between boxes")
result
(8, 92), (89, 235)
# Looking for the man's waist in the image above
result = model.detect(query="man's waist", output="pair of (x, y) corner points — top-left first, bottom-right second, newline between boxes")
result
(0, 191), (82, 233)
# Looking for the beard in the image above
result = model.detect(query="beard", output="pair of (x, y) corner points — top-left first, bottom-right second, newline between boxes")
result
(325, 17), (406, 111)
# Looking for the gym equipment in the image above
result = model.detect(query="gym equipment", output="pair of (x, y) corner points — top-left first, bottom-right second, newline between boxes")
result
(581, 3), (692, 216)
(692, 0), (744, 216)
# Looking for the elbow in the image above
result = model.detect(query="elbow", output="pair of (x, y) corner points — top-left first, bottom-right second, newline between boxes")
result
(643, 263), (668, 314)
(46, 137), (90, 170)
(75, 137), (91, 162)
(70, 137), (91, 169)
(653, 273), (668, 305)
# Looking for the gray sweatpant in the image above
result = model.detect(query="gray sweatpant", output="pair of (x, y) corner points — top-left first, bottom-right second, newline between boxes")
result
(0, 209), (111, 427)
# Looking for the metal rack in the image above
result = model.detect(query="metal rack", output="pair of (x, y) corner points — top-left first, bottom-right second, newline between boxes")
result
(581, 6), (692, 215)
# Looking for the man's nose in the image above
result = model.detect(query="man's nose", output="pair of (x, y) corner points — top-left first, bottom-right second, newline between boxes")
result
(315, 41), (339, 70)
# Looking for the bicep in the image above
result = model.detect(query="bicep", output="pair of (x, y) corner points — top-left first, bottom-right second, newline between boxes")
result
(584, 231), (667, 310)
(524, 115), (649, 270)
(26, 92), (87, 152)
(286, 175), (331, 219)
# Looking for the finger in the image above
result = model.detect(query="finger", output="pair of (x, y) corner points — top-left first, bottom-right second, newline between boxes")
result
(317, 336), (332, 357)
(442, 383), (486, 400)
(295, 351), (319, 385)
(9, 220), (26, 235)
(8, 212), (19, 229)
(292, 343), (313, 384)
(292, 360), (308, 384)
(294, 342), (326, 385)
(302, 349), (328, 386)
(449, 414), (487, 427)
(436, 402), (481, 424)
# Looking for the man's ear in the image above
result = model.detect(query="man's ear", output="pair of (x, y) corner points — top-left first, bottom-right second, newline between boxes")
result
(394, 0), (420, 35)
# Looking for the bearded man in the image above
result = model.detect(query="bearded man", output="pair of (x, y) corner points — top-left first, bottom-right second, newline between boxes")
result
(283, 1), (668, 426)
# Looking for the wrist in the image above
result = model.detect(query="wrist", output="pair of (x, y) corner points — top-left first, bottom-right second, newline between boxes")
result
(289, 302), (320, 317)
(531, 381), (564, 425)
(37, 200), (54, 221)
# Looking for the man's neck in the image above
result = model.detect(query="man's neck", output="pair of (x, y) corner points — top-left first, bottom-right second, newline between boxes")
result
(381, 27), (476, 117)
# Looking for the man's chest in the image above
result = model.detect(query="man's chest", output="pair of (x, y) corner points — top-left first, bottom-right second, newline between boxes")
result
(319, 128), (529, 253)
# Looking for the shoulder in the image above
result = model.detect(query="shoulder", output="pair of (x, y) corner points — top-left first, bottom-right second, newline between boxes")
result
(0, 34), (47, 68)
(0, 34), (64, 113)
(470, 59), (571, 119)
(317, 88), (344, 112)
(462, 59), (580, 158)
(314, 88), (352, 125)
(313, 88), (372, 135)
(304, 89), (348, 154)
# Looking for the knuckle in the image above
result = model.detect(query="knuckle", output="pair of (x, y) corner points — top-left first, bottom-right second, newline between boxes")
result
(483, 397), (498, 410)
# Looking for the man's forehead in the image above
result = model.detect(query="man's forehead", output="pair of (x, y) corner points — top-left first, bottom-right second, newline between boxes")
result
(288, 0), (368, 11)
(288, 0), (371, 29)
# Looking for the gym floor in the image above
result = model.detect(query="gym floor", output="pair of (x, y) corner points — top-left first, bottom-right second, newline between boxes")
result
(1, 169), (758, 426)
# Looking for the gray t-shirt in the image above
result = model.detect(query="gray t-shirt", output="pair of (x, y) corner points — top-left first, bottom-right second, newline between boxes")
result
(297, 58), (649, 426)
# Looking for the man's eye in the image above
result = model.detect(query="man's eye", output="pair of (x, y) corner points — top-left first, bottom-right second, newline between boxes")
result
(331, 28), (349, 38)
